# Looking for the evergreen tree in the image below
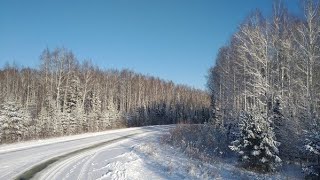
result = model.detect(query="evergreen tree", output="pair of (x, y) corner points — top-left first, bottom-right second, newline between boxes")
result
(0, 101), (31, 143)
(39, 95), (58, 137)
(66, 77), (82, 134)
(37, 107), (51, 138)
(269, 97), (285, 153)
(229, 110), (282, 172)
(105, 100), (121, 128)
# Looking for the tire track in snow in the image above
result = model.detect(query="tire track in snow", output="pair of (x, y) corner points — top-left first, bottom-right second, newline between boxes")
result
(41, 151), (92, 179)
(16, 133), (142, 180)
(77, 147), (100, 180)
(74, 133), (153, 180)
(39, 132), (154, 180)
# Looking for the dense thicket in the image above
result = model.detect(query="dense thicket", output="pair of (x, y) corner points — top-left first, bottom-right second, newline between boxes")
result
(0, 48), (210, 143)
(208, 0), (319, 174)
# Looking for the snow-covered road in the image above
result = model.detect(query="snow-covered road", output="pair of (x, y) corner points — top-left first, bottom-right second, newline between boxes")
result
(35, 132), (164, 180)
(0, 125), (174, 180)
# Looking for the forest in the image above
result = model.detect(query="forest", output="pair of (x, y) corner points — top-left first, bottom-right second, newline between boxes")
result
(1, 0), (320, 178)
(205, 0), (320, 177)
(0, 48), (210, 143)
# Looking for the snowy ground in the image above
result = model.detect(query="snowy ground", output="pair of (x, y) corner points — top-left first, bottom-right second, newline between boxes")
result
(37, 128), (303, 180)
(0, 125), (304, 180)
(0, 125), (173, 180)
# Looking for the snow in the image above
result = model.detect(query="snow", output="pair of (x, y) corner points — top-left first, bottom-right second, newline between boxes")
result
(252, 150), (261, 156)
(0, 125), (174, 180)
(0, 126), (145, 154)
(275, 156), (282, 163)
(230, 110), (282, 172)
(261, 157), (268, 163)
(101, 139), (303, 180)
(37, 127), (303, 180)
(0, 124), (304, 180)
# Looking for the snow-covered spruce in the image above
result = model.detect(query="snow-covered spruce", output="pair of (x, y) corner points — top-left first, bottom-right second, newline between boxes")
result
(229, 110), (282, 172)
(0, 101), (31, 143)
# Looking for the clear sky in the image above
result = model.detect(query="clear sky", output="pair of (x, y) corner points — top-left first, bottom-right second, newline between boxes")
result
(0, 0), (300, 90)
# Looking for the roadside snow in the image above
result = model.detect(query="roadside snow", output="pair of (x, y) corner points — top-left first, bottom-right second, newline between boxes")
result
(19, 125), (303, 180)
(99, 136), (304, 180)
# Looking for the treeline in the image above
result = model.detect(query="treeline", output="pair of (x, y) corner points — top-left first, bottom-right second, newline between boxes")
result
(208, 0), (319, 175)
(0, 47), (210, 143)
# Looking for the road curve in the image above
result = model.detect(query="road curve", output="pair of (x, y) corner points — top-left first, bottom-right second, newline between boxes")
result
(0, 125), (174, 180)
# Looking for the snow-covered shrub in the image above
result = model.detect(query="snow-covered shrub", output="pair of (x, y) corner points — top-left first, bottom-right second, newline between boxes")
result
(162, 123), (230, 161)
(229, 110), (282, 172)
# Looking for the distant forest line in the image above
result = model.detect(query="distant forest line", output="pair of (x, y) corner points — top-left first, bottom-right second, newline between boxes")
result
(0, 48), (210, 143)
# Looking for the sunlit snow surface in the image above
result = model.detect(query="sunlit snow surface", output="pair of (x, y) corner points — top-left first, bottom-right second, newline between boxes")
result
(0, 125), (303, 180)
(38, 131), (302, 180)
(0, 126), (170, 179)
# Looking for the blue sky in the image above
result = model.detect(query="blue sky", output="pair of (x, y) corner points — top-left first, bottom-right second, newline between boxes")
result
(0, 0), (300, 89)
